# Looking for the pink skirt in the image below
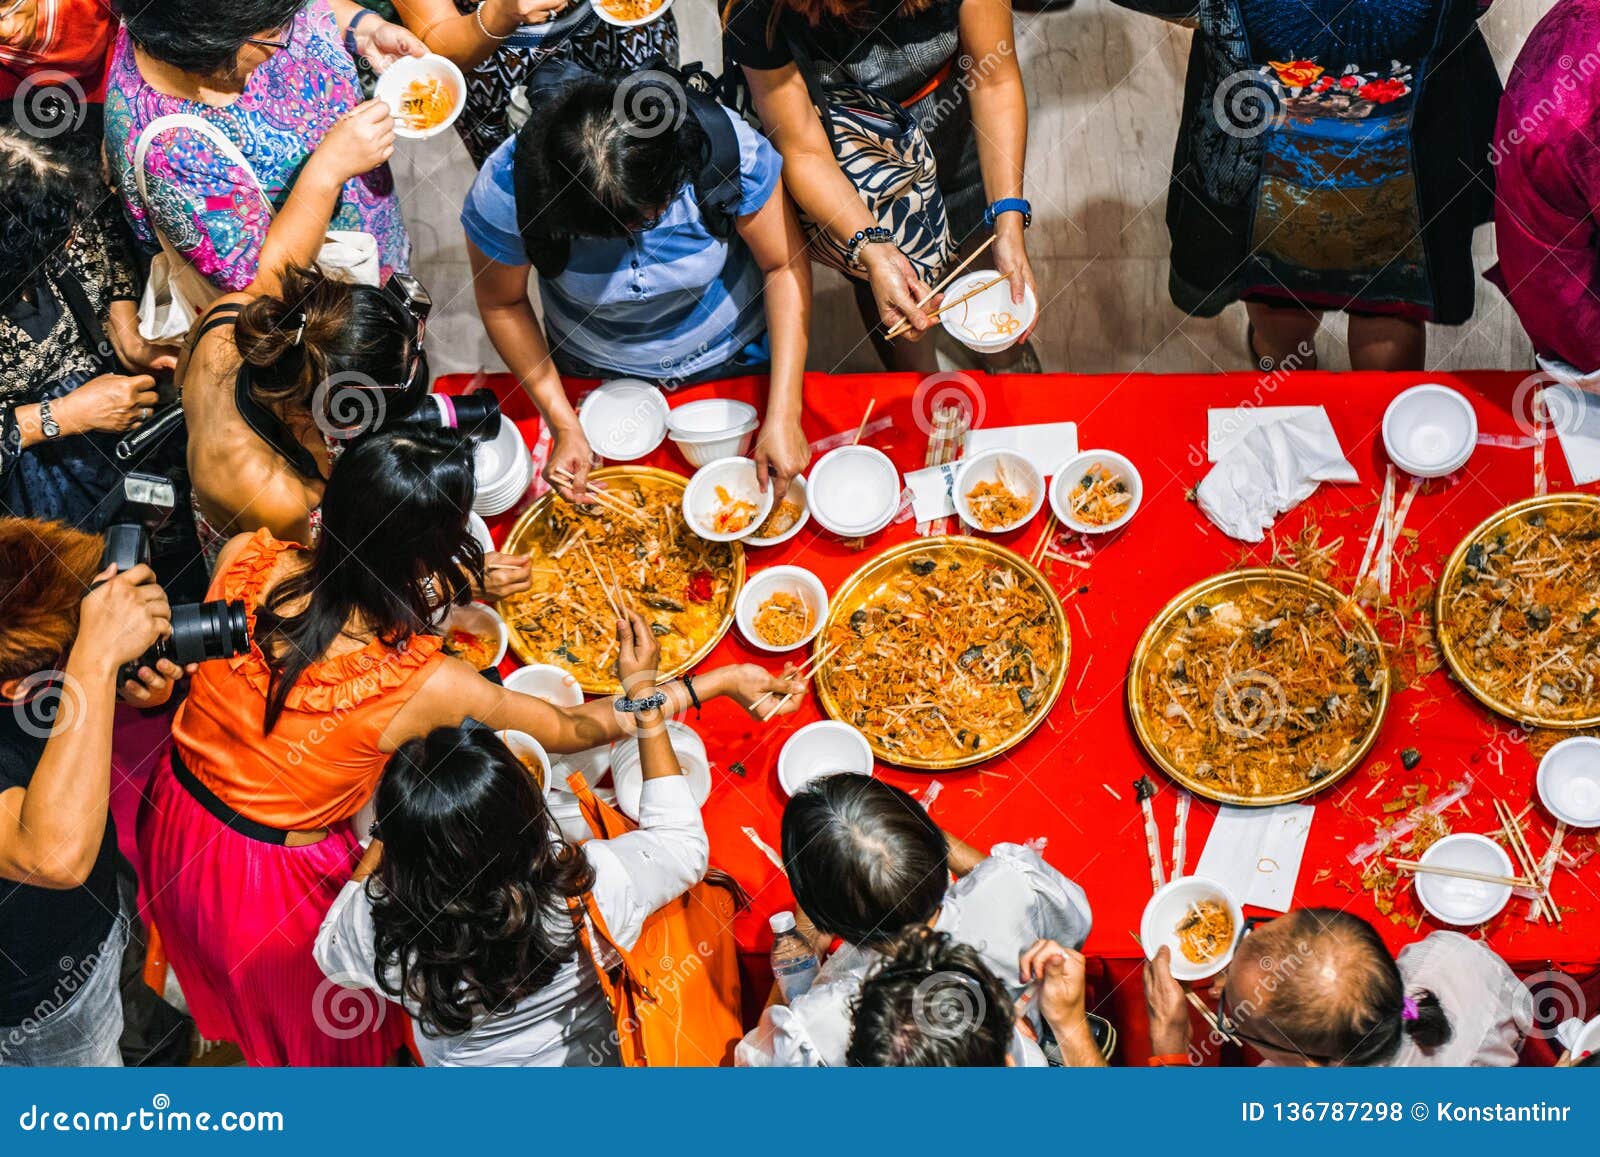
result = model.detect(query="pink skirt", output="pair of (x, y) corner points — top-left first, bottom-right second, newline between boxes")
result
(138, 755), (406, 1066)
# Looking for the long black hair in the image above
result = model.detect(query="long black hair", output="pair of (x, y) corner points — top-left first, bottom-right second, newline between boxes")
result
(780, 775), (949, 948)
(116, 0), (305, 75)
(252, 427), (483, 732)
(368, 727), (597, 1039)
(512, 77), (706, 278)
(0, 129), (102, 307)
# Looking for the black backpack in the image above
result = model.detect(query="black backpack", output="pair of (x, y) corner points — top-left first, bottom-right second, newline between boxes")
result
(511, 57), (743, 279)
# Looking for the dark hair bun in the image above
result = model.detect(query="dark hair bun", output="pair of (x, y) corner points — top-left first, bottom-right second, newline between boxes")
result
(1402, 989), (1453, 1050)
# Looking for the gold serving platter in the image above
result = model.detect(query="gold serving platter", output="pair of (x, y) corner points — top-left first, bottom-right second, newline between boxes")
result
(496, 466), (744, 694)
(1435, 492), (1600, 729)
(813, 537), (1070, 771)
(1128, 568), (1390, 807)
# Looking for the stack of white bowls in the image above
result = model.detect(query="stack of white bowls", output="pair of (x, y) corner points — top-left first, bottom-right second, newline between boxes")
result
(808, 445), (901, 537)
(667, 399), (760, 468)
(473, 416), (534, 516)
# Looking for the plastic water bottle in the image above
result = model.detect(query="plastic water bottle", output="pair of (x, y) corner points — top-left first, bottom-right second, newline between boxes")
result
(769, 911), (820, 1002)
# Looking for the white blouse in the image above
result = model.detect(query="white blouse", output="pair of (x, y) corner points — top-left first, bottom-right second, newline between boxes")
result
(314, 775), (708, 1067)
(735, 843), (1094, 1067)
(1390, 931), (1532, 1067)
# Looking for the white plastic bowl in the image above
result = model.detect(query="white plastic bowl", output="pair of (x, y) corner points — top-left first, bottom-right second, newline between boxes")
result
(735, 565), (828, 653)
(1415, 834), (1515, 926)
(1557, 1015), (1600, 1059)
(1382, 384), (1477, 478)
(443, 601), (509, 669)
(747, 473), (811, 548)
(938, 270), (1037, 353)
(777, 721), (875, 797)
(375, 54), (467, 141)
(682, 457), (773, 542)
(466, 512), (495, 554)
(578, 379), (669, 462)
(954, 449), (1045, 535)
(496, 729), (551, 791)
(504, 663), (584, 708)
(666, 398), (759, 468)
(1049, 449), (1142, 535)
(1537, 736), (1600, 828)
(808, 445), (900, 536)
(1139, 876), (1244, 982)
(591, 0), (674, 29)
(608, 719), (711, 820)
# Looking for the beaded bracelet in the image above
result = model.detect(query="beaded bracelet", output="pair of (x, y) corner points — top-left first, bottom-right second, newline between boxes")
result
(475, 1), (514, 40)
(845, 226), (894, 270)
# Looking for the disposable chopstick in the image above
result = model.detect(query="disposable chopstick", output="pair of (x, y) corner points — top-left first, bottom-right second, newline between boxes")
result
(575, 538), (622, 621)
(1172, 790), (1192, 879)
(753, 639), (844, 719)
(1029, 513), (1058, 567)
(1185, 990), (1221, 1034)
(1389, 859), (1535, 889)
(549, 468), (647, 525)
(913, 274), (1010, 329)
(1494, 800), (1559, 922)
(1133, 776), (1166, 893)
(853, 399), (878, 446)
(884, 235), (997, 340)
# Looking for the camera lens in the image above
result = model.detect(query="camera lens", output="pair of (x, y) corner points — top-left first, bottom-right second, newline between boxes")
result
(142, 600), (251, 669)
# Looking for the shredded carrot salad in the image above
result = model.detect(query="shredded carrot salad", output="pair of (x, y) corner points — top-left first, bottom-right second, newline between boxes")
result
(598, 0), (663, 18)
(753, 591), (811, 648)
(754, 498), (803, 539)
(1175, 899), (1233, 964)
(1063, 463), (1133, 527)
(399, 76), (454, 131)
(965, 478), (1031, 531)
(818, 549), (1063, 763)
(1137, 577), (1385, 799)
(443, 626), (497, 670)
(708, 484), (758, 535)
(1439, 500), (1600, 722)
(499, 476), (735, 689)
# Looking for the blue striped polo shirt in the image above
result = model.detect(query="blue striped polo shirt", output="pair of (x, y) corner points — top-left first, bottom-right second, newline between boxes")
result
(461, 110), (781, 380)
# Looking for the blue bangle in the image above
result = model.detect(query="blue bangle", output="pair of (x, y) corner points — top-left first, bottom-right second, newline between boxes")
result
(984, 198), (1032, 229)
(344, 9), (376, 58)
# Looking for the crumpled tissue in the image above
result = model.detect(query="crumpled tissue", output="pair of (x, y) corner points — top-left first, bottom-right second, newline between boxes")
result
(1196, 411), (1357, 542)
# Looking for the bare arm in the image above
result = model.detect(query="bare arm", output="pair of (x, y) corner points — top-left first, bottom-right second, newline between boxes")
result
(737, 188), (811, 499)
(392, 0), (570, 72)
(960, 0), (1034, 307)
(946, 832), (987, 877)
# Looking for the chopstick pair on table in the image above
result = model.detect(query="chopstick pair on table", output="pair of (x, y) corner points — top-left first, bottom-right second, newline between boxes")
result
(884, 235), (1002, 341)
(1134, 778), (1193, 893)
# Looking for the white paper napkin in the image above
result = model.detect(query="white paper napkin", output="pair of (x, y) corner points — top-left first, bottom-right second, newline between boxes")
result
(905, 462), (961, 522)
(1207, 406), (1340, 462)
(963, 422), (1079, 474)
(1196, 412), (1358, 542)
(1194, 803), (1315, 912)
(1533, 359), (1600, 485)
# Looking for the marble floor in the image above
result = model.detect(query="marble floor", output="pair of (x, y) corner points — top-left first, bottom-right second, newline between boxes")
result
(391, 0), (1556, 379)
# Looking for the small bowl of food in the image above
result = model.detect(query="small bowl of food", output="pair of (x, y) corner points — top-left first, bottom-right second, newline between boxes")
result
(1537, 736), (1600, 828)
(666, 398), (759, 468)
(1140, 877), (1243, 982)
(682, 457), (774, 542)
(443, 602), (508, 670)
(375, 54), (466, 141)
(938, 271), (1037, 353)
(1382, 384), (1477, 479)
(1049, 450), (1142, 535)
(608, 719), (711, 820)
(1415, 834), (1516, 926)
(777, 720), (874, 797)
(736, 565), (828, 653)
(954, 449), (1044, 535)
(578, 379), (669, 462)
(747, 474), (810, 548)
(496, 729), (552, 792)
(503, 662), (584, 708)
(808, 445), (900, 537)
(592, 0), (673, 28)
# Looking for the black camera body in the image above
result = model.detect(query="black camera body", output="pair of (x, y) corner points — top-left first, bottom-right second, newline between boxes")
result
(100, 473), (250, 682)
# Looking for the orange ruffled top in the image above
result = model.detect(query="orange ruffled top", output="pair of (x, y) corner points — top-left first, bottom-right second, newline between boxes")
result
(173, 530), (446, 830)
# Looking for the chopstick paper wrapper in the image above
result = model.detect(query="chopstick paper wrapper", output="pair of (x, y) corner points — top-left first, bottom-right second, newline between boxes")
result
(1134, 776), (1165, 892)
(1347, 774), (1474, 864)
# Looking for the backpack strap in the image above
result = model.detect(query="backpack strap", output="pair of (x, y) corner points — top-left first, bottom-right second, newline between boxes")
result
(676, 64), (743, 241)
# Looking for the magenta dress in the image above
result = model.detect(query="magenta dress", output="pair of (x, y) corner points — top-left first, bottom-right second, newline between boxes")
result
(1489, 0), (1600, 372)
(103, 1), (409, 292)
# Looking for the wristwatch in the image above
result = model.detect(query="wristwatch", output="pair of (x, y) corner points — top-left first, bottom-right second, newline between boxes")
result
(39, 399), (61, 439)
(617, 690), (668, 714)
(984, 198), (1033, 229)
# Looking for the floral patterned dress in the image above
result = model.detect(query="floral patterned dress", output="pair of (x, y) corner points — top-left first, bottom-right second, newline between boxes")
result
(102, 1), (409, 292)
(1115, 0), (1499, 323)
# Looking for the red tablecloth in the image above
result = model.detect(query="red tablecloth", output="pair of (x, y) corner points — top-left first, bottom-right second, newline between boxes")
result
(445, 369), (1600, 1060)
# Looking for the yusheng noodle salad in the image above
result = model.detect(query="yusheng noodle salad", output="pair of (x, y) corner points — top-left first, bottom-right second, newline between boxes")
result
(823, 553), (1061, 762)
(499, 477), (736, 687)
(1140, 581), (1384, 798)
(1441, 502), (1600, 720)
